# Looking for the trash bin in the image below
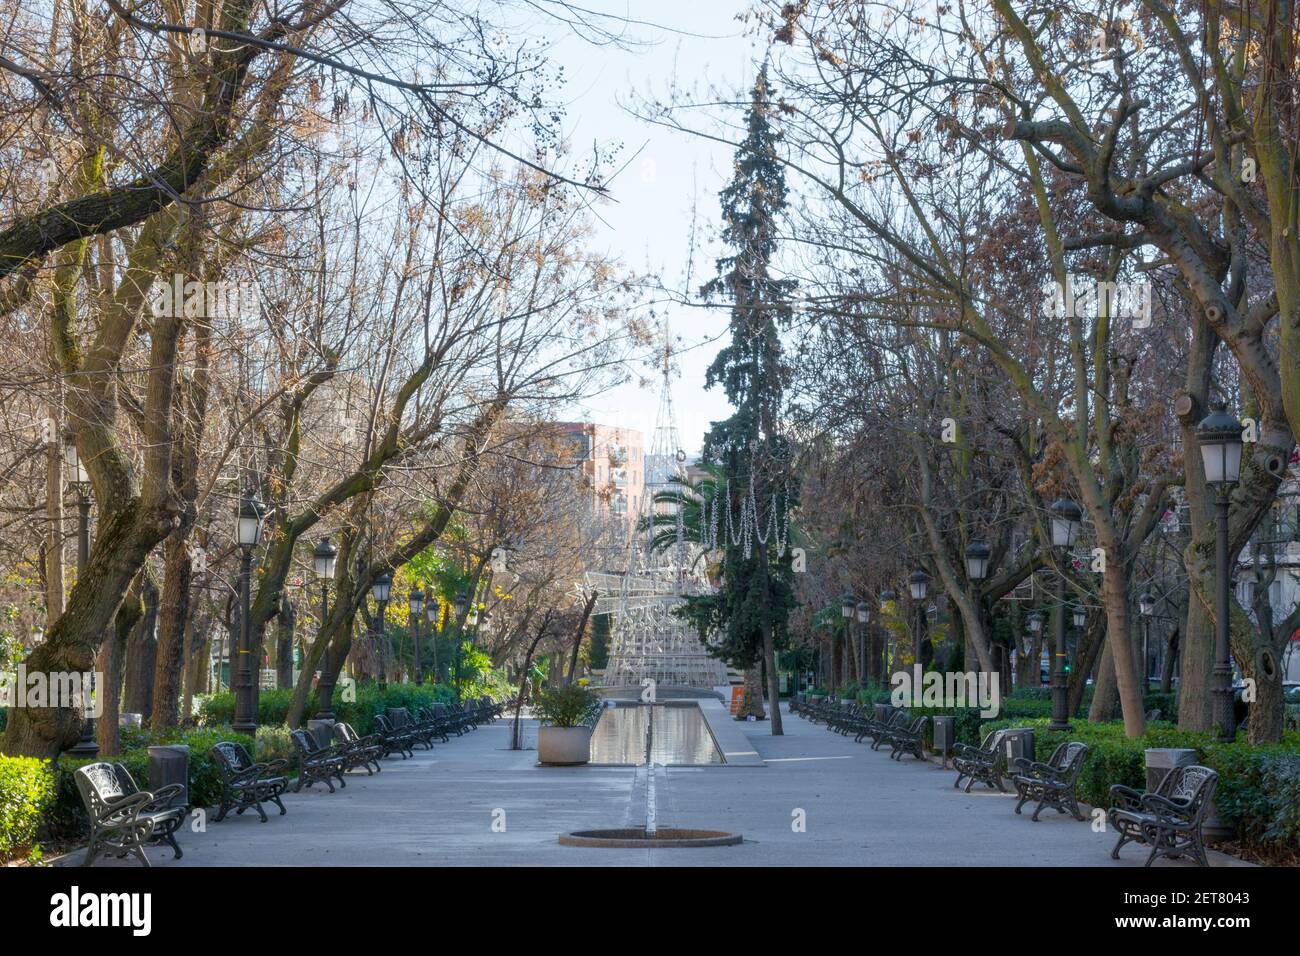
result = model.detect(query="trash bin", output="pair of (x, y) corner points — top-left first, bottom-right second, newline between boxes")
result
(307, 718), (337, 749)
(1144, 747), (1196, 791)
(873, 703), (893, 724)
(932, 715), (956, 767)
(1002, 729), (1035, 770)
(147, 745), (189, 809)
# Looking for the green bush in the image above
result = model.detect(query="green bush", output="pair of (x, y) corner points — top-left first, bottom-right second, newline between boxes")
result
(50, 726), (253, 839)
(0, 755), (56, 860)
(531, 683), (602, 728)
(197, 682), (460, 736)
(973, 716), (1300, 861)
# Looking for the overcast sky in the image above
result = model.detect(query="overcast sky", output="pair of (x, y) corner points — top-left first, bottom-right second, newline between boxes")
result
(529, 1), (766, 457)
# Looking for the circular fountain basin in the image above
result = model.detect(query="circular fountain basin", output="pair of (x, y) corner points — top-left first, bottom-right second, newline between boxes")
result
(558, 827), (742, 848)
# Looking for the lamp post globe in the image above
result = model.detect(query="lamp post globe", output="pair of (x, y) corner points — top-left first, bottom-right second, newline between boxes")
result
(1049, 497), (1083, 550)
(965, 541), (990, 581)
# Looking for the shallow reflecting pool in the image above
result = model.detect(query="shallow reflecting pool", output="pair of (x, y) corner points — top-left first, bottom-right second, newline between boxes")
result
(588, 703), (723, 765)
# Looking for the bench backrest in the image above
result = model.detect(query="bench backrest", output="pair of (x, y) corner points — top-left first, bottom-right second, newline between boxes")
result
(211, 741), (253, 775)
(335, 722), (359, 744)
(1164, 765), (1219, 820)
(291, 728), (322, 756)
(74, 762), (130, 819)
(1051, 742), (1089, 780)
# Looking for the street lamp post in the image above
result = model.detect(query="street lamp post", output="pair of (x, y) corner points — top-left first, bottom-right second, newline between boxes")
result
(64, 437), (100, 757)
(1048, 496), (1082, 730)
(409, 586), (424, 685)
(840, 592), (854, 691)
(453, 590), (469, 702)
(1197, 402), (1244, 743)
(425, 601), (441, 684)
(965, 540), (992, 681)
(879, 589), (896, 687)
(371, 572), (392, 690)
(909, 569), (928, 667)
(312, 536), (338, 720)
(1139, 591), (1156, 691)
(233, 494), (267, 735)
(856, 600), (870, 688)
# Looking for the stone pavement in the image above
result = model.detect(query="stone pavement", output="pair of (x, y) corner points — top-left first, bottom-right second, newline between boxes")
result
(54, 705), (1247, 867)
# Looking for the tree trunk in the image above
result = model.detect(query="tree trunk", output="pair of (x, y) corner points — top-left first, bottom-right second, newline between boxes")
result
(276, 595), (295, 689)
(96, 579), (144, 756)
(122, 575), (159, 720)
(150, 530), (192, 729)
(763, 620), (783, 734)
(737, 667), (766, 719)
(1088, 639), (1120, 722)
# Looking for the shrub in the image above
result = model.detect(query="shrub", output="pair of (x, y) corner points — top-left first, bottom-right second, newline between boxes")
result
(0, 755), (55, 860)
(531, 684), (602, 728)
(197, 682), (460, 736)
(255, 724), (295, 763)
(50, 726), (253, 839)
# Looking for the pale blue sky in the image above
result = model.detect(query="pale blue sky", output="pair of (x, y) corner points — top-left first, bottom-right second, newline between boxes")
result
(532, 1), (766, 456)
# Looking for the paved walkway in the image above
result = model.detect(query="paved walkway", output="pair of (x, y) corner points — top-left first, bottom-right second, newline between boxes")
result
(55, 706), (1247, 867)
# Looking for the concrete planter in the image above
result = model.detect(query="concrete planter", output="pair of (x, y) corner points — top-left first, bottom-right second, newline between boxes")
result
(809, 695), (826, 705)
(538, 726), (592, 765)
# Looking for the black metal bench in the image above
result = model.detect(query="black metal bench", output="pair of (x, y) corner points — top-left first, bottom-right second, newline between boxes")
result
(417, 705), (452, 743)
(373, 713), (418, 758)
(1108, 764), (1219, 866)
(334, 722), (384, 775)
(290, 729), (348, 791)
(952, 727), (1028, 792)
(883, 714), (928, 760)
(1011, 741), (1089, 821)
(210, 741), (289, 823)
(855, 707), (904, 745)
(74, 762), (187, 867)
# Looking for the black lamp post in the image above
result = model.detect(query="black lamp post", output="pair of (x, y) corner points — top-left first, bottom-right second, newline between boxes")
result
(233, 494), (267, 735)
(879, 588), (896, 687)
(909, 569), (928, 667)
(1197, 402), (1243, 742)
(1048, 496), (1082, 730)
(409, 586), (424, 685)
(372, 572), (392, 689)
(1071, 605), (1086, 681)
(855, 600), (870, 688)
(64, 436), (99, 757)
(1139, 591), (1156, 691)
(965, 540), (993, 680)
(312, 536), (338, 720)
(453, 589), (469, 701)
(425, 601), (441, 684)
(840, 592), (854, 690)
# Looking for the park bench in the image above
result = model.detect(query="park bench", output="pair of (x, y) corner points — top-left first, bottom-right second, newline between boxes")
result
(867, 709), (909, 749)
(416, 705), (453, 743)
(432, 701), (469, 736)
(1010, 741), (1089, 821)
(1107, 764), (1219, 867)
(385, 708), (434, 750)
(290, 729), (348, 791)
(883, 714), (928, 761)
(210, 741), (290, 823)
(952, 727), (1030, 792)
(826, 703), (863, 735)
(852, 707), (901, 745)
(74, 762), (187, 867)
(334, 722), (384, 775)
(458, 699), (481, 731)
(372, 713), (419, 758)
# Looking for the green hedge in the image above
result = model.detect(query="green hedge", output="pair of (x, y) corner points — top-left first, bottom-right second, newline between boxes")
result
(978, 717), (1300, 863)
(196, 682), (460, 736)
(0, 755), (56, 860)
(50, 726), (255, 839)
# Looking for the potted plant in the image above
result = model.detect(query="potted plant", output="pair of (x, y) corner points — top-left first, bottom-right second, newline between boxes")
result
(532, 683), (603, 765)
